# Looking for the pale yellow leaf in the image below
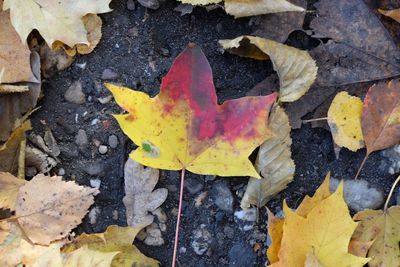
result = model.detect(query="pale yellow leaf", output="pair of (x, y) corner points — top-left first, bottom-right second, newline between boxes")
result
(225, 0), (304, 18)
(0, 172), (26, 210)
(63, 246), (119, 267)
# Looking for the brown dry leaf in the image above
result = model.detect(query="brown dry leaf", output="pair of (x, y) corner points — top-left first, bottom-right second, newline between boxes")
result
(224, 0), (304, 18)
(15, 174), (99, 245)
(3, 0), (112, 48)
(0, 1), (37, 84)
(379, 8), (400, 23)
(123, 157), (168, 227)
(62, 225), (159, 267)
(0, 52), (41, 142)
(241, 105), (294, 209)
(0, 172), (26, 210)
(0, 120), (31, 175)
(353, 207), (400, 267)
(219, 35), (317, 102)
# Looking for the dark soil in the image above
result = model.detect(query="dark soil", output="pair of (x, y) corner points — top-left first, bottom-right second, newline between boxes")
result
(30, 1), (396, 266)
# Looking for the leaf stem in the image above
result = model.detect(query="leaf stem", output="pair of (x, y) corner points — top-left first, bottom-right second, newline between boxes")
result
(302, 117), (328, 123)
(354, 153), (369, 179)
(384, 175), (400, 212)
(172, 168), (186, 267)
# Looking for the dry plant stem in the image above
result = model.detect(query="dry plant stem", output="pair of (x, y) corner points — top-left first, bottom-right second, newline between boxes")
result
(302, 117), (327, 123)
(172, 168), (186, 267)
(354, 153), (369, 179)
(384, 175), (400, 211)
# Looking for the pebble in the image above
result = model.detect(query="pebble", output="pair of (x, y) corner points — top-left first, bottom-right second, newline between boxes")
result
(160, 48), (170, 57)
(381, 145), (400, 174)
(191, 224), (212, 255)
(137, 0), (159, 9)
(127, 27), (139, 37)
(90, 178), (101, 189)
(234, 208), (257, 222)
(64, 81), (85, 104)
(58, 168), (66, 176)
(84, 162), (105, 176)
(223, 226), (234, 239)
(204, 175), (216, 182)
(330, 178), (384, 212)
(98, 145), (108, 154)
(88, 207), (100, 225)
(228, 243), (256, 267)
(211, 180), (233, 212)
(108, 135), (119, 148)
(60, 145), (79, 159)
(185, 177), (204, 194)
(144, 223), (164, 246)
(101, 68), (119, 80)
(98, 95), (113, 104)
(126, 0), (135, 10)
(112, 210), (118, 220)
(75, 129), (88, 146)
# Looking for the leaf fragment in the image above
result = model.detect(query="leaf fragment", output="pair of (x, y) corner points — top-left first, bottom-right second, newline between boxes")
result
(0, 172), (26, 210)
(219, 35), (317, 102)
(224, 0), (304, 18)
(379, 8), (400, 24)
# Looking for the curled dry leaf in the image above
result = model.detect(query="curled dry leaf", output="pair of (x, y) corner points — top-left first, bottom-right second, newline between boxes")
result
(15, 174), (99, 245)
(107, 43), (277, 177)
(123, 157), (168, 227)
(241, 105), (294, 209)
(269, 182), (369, 267)
(327, 91), (364, 152)
(0, 172), (26, 210)
(62, 225), (159, 267)
(3, 0), (112, 48)
(353, 207), (400, 267)
(219, 35), (317, 102)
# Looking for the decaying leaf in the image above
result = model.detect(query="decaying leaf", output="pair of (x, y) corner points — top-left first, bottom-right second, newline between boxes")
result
(15, 174), (99, 245)
(0, 172), (26, 210)
(0, 120), (31, 175)
(3, 0), (112, 48)
(379, 8), (400, 23)
(353, 207), (400, 267)
(62, 225), (159, 267)
(327, 91), (364, 152)
(241, 105), (294, 209)
(0, 1), (37, 84)
(25, 145), (58, 174)
(269, 182), (369, 267)
(107, 43), (277, 177)
(219, 35), (317, 102)
(123, 157), (168, 227)
(224, 0), (304, 18)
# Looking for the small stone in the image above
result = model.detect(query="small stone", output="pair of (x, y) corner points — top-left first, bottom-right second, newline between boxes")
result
(137, 0), (159, 9)
(127, 27), (139, 37)
(144, 223), (164, 246)
(234, 208), (257, 222)
(26, 166), (37, 177)
(194, 191), (208, 207)
(223, 226), (234, 239)
(101, 68), (119, 80)
(191, 224), (212, 255)
(98, 95), (113, 104)
(98, 145), (108, 154)
(108, 135), (119, 148)
(75, 129), (88, 146)
(160, 48), (170, 57)
(64, 81), (85, 104)
(204, 175), (216, 182)
(211, 180), (233, 212)
(126, 0), (135, 10)
(91, 118), (99, 126)
(58, 168), (66, 176)
(88, 207), (100, 224)
(174, 3), (193, 16)
(228, 243), (256, 266)
(330, 178), (384, 212)
(84, 162), (105, 176)
(90, 178), (101, 189)
(112, 210), (118, 220)
(185, 177), (204, 194)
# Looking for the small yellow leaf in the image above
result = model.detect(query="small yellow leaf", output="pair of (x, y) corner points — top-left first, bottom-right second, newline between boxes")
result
(327, 92), (364, 152)
(353, 207), (400, 267)
(219, 35), (317, 102)
(269, 183), (369, 267)
(0, 172), (26, 210)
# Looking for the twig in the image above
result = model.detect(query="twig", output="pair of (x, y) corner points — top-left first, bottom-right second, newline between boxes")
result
(384, 175), (400, 212)
(354, 153), (369, 179)
(172, 168), (186, 267)
(302, 117), (327, 123)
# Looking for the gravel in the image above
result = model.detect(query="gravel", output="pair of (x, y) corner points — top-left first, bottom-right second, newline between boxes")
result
(75, 129), (88, 146)
(211, 180), (233, 212)
(108, 135), (119, 148)
(64, 81), (85, 104)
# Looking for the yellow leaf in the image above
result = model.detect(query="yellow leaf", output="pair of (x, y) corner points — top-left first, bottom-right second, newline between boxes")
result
(304, 251), (324, 267)
(269, 183), (369, 267)
(62, 225), (159, 267)
(63, 246), (119, 267)
(3, 0), (112, 48)
(224, 0), (304, 18)
(241, 105), (295, 209)
(353, 207), (400, 267)
(15, 174), (99, 245)
(0, 172), (26, 210)
(219, 36), (317, 102)
(266, 209), (284, 264)
(106, 44), (277, 177)
(327, 92), (364, 152)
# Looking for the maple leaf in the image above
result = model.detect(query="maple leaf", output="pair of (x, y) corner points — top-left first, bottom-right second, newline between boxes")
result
(15, 174), (99, 245)
(327, 91), (364, 152)
(269, 182), (369, 267)
(241, 105), (295, 209)
(107, 43), (277, 177)
(219, 35), (317, 102)
(3, 0), (112, 48)
(62, 225), (159, 267)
